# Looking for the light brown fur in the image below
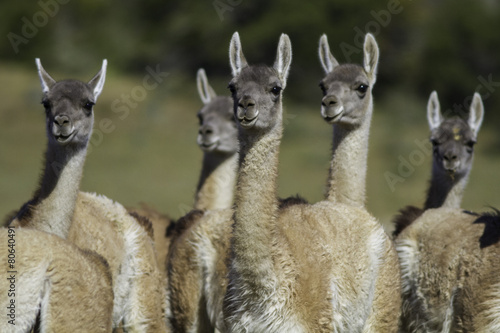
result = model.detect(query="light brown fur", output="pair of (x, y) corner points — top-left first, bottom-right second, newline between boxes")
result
(129, 203), (172, 274)
(393, 91), (484, 238)
(0, 228), (113, 332)
(8, 60), (167, 332)
(168, 32), (400, 333)
(396, 208), (500, 332)
(222, 33), (400, 332)
(395, 93), (492, 332)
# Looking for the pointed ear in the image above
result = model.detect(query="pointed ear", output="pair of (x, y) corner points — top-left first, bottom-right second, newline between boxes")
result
(229, 32), (248, 77)
(427, 91), (442, 131)
(196, 68), (217, 105)
(273, 33), (292, 89)
(318, 34), (339, 74)
(36, 58), (56, 94)
(88, 59), (107, 101)
(363, 33), (379, 85)
(468, 92), (484, 138)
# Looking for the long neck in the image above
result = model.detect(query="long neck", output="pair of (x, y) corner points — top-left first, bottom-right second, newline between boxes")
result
(326, 106), (372, 208)
(194, 152), (238, 210)
(424, 163), (470, 209)
(26, 142), (87, 238)
(231, 118), (282, 291)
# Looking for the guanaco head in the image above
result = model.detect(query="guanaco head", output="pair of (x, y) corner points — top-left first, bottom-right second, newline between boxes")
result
(318, 33), (379, 128)
(427, 91), (484, 180)
(36, 59), (106, 149)
(227, 32), (292, 134)
(196, 68), (238, 155)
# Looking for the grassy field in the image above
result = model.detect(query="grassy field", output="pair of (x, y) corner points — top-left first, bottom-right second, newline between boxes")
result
(1, 63), (499, 231)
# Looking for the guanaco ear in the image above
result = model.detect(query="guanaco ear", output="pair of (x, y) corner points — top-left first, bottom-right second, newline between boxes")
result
(229, 32), (248, 77)
(427, 91), (442, 131)
(273, 33), (292, 89)
(468, 92), (484, 138)
(197, 68), (217, 105)
(88, 59), (107, 101)
(318, 34), (339, 74)
(363, 33), (379, 85)
(36, 58), (56, 94)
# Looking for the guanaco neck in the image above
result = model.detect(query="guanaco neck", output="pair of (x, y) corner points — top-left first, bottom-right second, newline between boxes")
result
(24, 141), (87, 238)
(194, 152), (238, 210)
(326, 102), (372, 208)
(424, 162), (470, 210)
(231, 111), (283, 291)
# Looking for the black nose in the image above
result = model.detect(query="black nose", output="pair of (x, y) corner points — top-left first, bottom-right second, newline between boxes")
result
(322, 95), (337, 107)
(54, 115), (70, 127)
(443, 152), (457, 162)
(199, 125), (214, 136)
(238, 98), (256, 109)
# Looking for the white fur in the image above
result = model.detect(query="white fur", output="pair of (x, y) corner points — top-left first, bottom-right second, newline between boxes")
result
(229, 32), (244, 77)
(196, 68), (216, 105)
(273, 34), (292, 88)
(468, 92), (484, 138)
(82, 192), (155, 331)
(1, 262), (48, 332)
(36, 58), (55, 94)
(89, 59), (107, 100)
(427, 91), (442, 131)
(318, 34), (339, 74)
(481, 280), (500, 332)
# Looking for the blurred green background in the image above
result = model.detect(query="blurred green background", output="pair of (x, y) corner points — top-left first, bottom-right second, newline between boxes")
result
(1, 0), (499, 230)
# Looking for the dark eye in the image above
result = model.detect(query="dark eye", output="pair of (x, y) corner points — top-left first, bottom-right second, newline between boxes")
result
(227, 84), (236, 95)
(83, 101), (94, 111)
(197, 113), (203, 125)
(41, 99), (51, 112)
(319, 82), (326, 95)
(465, 140), (476, 152)
(271, 86), (282, 96)
(356, 84), (368, 94)
(430, 138), (439, 146)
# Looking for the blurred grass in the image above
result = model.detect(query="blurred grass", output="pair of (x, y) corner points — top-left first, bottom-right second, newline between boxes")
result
(1, 63), (499, 231)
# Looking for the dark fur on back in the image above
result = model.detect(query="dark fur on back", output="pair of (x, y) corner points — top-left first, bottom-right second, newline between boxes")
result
(2, 210), (19, 227)
(278, 195), (308, 209)
(167, 209), (205, 240)
(472, 207), (500, 248)
(392, 205), (424, 238)
(129, 211), (154, 240)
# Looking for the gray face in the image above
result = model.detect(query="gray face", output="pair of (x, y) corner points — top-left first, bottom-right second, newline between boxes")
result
(228, 66), (283, 133)
(431, 117), (476, 178)
(42, 80), (95, 148)
(319, 64), (371, 127)
(196, 96), (238, 154)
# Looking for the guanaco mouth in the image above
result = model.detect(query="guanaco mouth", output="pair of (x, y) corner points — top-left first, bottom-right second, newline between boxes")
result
(54, 131), (76, 144)
(199, 140), (218, 152)
(322, 105), (344, 124)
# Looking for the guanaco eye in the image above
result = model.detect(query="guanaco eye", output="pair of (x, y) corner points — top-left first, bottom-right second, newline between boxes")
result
(41, 99), (51, 111)
(271, 86), (282, 96)
(356, 84), (368, 94)
(465, 140), (476, 152)
(227, 84), (236, 95)
(197, 113), (203, 125)
(430, 138), (439, 146)
(83, 101), (94, 111)
(319, 82), (327, 95)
